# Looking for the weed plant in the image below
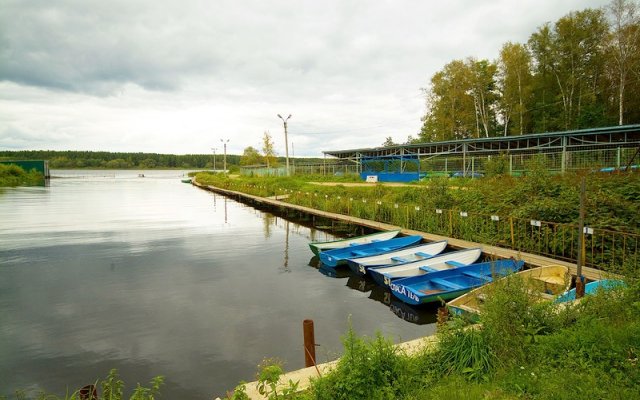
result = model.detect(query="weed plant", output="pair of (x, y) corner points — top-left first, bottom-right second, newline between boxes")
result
(2, 370), (164, 400)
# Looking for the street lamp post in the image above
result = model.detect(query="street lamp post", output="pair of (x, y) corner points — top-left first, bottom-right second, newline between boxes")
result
(277, 114), (292, 176)
(211, 147), (217, 172)
(220, 139), (229, 173)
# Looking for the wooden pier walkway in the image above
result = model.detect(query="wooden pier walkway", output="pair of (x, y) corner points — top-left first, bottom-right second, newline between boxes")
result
(193, 181), (609, 283)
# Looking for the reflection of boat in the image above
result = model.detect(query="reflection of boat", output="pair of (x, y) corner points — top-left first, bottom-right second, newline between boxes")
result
(346, 275), (377, 293)
(319, 235), (423, 267)
(307, 256), (320, 269)
(390, 259), (524, 305)
(309, 230), (400, 256)
(368, 285), (392, 306)
(369, 248), (482, 288)
(347, 240), (448, 275)
(389, 300), (438, 325)
(447, 265), (571, 319)
(318, 265), (352, 279)
(554, 279), (626, 303)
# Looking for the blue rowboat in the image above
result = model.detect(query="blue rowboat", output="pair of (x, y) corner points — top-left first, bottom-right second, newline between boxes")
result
(390, 259), (524, 306)
(346, 240), (448, 276)
(554, 279), (626, 303)
(309, 230), (400, 256)
(369, 248), (482, 288)
(318, 235), (423, 267)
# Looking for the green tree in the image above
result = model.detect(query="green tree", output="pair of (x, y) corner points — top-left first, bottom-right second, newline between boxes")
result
(240, 146), (263, 166)
(498, 42), (533, 135)
(262, 131), (278, 168)
(607, 0), (640, 125)
(467, 58), (499, 138)
(382, 136), (397, 147)
(420, 59), (475, 141)
(558, 9), (609, 128)
(528, 23), (560, 132)
(420, 58), (497, 141)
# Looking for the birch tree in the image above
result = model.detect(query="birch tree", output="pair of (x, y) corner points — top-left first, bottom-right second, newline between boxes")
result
(498, 42), (533, 135)
(607, 0), (640, 125)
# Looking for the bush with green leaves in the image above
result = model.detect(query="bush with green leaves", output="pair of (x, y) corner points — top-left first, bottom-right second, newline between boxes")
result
(2, 370), (163, 400)
(0, 164), (44, 187)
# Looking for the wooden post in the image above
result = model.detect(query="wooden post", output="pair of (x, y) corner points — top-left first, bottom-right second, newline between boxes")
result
(303, 319), (316, 367)
(575, 275), (586, 299)
(509, 217), (515, 248)
(437, 306), (448, 328)
(79, 385), (97, 400)
(576, 176), (586, 294)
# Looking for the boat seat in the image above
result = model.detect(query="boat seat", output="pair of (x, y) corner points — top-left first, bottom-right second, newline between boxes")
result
(391, 256), (410, 263)
(461, 271), (490, 280)
(431, 278), (464, 290)
(445, 260), (466, 268)
(351, 250), (368, 256)
(379, 247), (392, 252)
(420, 266), (439, 273)
(415, 252), (432, 258)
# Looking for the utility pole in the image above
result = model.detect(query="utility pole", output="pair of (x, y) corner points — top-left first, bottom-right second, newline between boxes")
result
(211, 147), (217, 172)
(220, 139), (229, 173)
(277, 114), (292, 176)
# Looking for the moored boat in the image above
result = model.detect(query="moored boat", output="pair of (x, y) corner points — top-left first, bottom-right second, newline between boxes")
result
(319, 235), (423, 267)
(390, 259), (524, 306)
(554, 279), (626, 303)
(369, 248), (483, 288)
(346, 240), (448, 276)
(447, 264), (571, 318)
(308, 230), (400, 256)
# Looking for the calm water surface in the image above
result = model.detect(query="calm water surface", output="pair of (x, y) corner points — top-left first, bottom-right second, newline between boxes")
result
(0, 170), (435, 398)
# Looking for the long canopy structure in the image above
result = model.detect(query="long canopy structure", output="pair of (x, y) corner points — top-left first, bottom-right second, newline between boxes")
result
(322, 124), (640, 178)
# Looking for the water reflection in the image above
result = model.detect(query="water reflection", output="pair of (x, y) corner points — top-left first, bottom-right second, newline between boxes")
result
(346, 275), (377, 293)
(369, 285), (392, 306)
(389, 301), (438, 325)
(307, 256), (320, 269)
(0, 171), (438, 398)
(318, 265), (351, 279)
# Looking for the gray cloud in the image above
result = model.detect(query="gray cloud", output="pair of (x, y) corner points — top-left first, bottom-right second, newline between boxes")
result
(0, 0), (609, 156)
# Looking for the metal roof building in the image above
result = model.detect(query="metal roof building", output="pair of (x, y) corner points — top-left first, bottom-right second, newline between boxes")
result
(322, 124), (640, 179)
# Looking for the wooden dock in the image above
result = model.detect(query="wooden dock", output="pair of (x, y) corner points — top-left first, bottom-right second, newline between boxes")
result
(194, 180), (609, 281)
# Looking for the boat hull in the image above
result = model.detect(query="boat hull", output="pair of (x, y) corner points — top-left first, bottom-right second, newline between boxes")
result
(346, 240), (448, 276)
(308, 230), (400, 256)
(390, 259), (524, 305)
(319, 235), (423, 267)
(369, 248), (483, 288)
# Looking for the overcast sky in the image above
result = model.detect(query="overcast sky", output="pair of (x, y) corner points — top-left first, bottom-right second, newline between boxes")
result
(0, 0), (609, 157)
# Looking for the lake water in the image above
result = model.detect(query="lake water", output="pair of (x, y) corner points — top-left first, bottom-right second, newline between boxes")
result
(0, 170), (436, 398)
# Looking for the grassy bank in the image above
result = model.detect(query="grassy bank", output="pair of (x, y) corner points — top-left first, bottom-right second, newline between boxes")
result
(231, 276), (639, 400)
(0, 164), (44, 187)
(194, 171), (640, 232)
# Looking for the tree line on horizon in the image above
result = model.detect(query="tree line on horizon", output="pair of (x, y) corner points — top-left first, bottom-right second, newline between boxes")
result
(416, 0), (640, 143)
(0, 150), (324, 170)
